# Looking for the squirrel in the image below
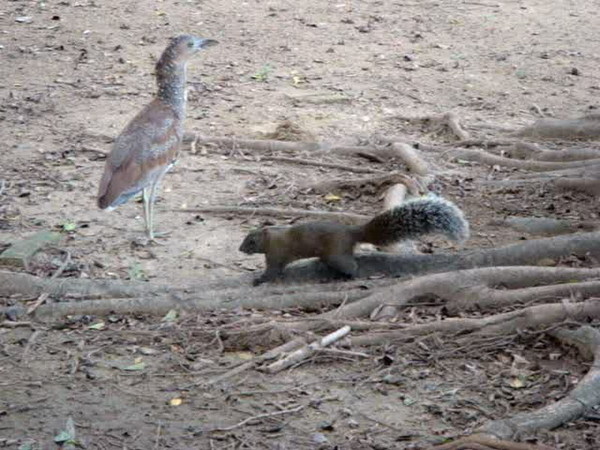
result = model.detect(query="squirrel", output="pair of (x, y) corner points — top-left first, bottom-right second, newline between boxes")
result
(239, 195), (469, 285)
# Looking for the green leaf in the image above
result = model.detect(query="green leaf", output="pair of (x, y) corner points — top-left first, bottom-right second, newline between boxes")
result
(122, 362), (146, 371)
(162, 309), (178, 322)
(62, 222), (77, 232)
(88, 321), (105, 330)
(54, 430), (73, 443)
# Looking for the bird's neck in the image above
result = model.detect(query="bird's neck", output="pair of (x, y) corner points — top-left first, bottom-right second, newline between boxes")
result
(156, 62), (187, 115)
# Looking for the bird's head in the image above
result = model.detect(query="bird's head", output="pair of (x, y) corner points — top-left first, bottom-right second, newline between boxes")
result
(161, 34), (218, 65)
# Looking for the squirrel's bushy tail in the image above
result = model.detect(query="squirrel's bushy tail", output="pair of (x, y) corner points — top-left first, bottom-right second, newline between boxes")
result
(361, 195), (469, 247)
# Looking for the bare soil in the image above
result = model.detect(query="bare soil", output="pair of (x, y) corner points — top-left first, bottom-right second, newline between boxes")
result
(1, 0), (599, 449)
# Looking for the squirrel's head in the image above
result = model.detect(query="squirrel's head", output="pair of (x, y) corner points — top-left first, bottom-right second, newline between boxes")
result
(239, 228), (267, 254)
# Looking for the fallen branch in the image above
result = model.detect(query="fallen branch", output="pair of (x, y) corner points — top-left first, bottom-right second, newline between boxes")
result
(479, 325), (600, 439)
(263, 325), (351, 373)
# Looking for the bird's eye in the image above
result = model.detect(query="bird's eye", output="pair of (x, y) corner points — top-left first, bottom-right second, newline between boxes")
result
(187, 41), (194, 48)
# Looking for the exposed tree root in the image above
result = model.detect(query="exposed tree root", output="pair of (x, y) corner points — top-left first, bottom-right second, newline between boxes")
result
(183, 133), (406, 163)
(27, 288), (370, 321)
(553, 177), (600, 196)
(351, 299), (600, 346)
(505, 143), (600, 162)
(320, 266), (600, 321)
(433, 433), (555, 450)
(390, 112), (471, 140)
(420, 144), (600, 172)
(3, 232), (599, 321)
(259, 156), (383, 174)
(306, 172), (426, 195)
(0, 271), (170, 300)
(511, 114), (600, 140)
(390, 142), (430, 176)
(479, 326), (600, 440)
(488, 177), (600, 196)
(278, 231), (600, 284)
(173, 206), (369, 224)
(489, 216), (598, 236)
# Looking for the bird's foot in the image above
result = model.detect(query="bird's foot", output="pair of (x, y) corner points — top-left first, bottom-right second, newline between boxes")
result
(145, 229), (172, 245)
(131, 231), (171, 247)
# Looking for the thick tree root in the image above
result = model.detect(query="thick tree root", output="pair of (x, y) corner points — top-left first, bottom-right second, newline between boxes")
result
(0, 271), (170, 299)
(489, 216), (598, 236)
(351, 299), (600, 346)
(478, 326), (600, 440)
(321, 266), (600, 321)
(27, 289), (371, 322)
(277, 231), (600, 284)
(511, 114), (600, 140)
(3, 232), (599, 320)
(433, 433), (555, 450)
(390, 112), (471, 140)
(419, 144), (600, 172)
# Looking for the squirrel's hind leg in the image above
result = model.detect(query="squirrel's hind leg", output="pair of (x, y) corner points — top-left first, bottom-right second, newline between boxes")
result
(322, 254), (358, 280)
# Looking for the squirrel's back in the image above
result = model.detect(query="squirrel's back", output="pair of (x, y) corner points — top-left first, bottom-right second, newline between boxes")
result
(360, 195), (469, 247)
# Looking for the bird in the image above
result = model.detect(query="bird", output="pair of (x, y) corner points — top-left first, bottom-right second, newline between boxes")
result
(97, 34), (217, 241)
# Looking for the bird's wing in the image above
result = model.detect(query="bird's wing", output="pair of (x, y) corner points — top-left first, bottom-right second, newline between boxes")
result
(97, 100), (182, 209)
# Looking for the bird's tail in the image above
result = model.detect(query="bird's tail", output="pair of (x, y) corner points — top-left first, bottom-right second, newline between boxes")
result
(360, 195), (469, 247)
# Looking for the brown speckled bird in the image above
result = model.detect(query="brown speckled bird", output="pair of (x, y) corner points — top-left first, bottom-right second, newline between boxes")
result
(97, 34), (217, 240)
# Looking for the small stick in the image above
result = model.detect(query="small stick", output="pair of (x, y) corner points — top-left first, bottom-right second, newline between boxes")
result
(206, 404), (305, 432)
(264, 326), (351, 373)
(20, 330), (42, 362)
(27, 250), (71, 315)
(154, 421), (162, 450)
(201, 336), (307, 387)
(0, 321), (33, 328)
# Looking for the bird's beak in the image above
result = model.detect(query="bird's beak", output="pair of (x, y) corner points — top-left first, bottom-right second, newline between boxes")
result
(197, 38), (218, 49)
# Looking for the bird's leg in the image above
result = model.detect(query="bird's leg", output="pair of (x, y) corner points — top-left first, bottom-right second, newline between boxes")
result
(142, 187), (153, 238)
(147, 173), (171, 240)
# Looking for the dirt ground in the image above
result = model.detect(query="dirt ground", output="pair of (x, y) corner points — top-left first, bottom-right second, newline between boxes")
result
(1, 0), (600, 448)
